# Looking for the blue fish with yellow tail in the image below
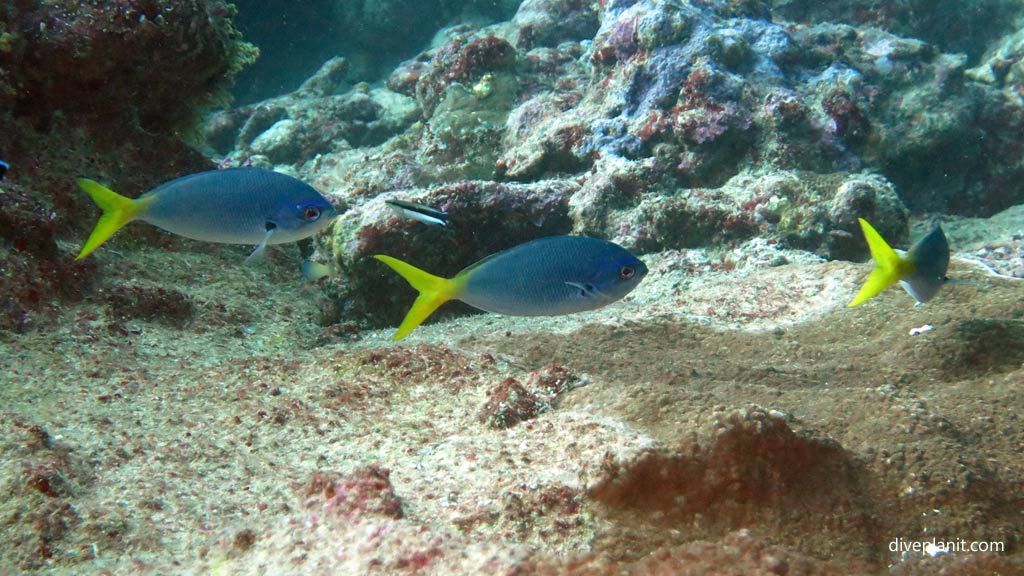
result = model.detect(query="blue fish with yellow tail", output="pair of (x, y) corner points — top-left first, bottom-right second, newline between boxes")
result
(76, 168), (338, 261)
(374, 235), (648, 340)
(848, 218), (949, 307)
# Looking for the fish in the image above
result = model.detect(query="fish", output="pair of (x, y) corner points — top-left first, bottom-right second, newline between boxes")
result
(374, 235), (648, 340)
(848, 217), (949, 307)
(0, 160), (8, 180)
(301, 259), (331, 282)
(75, 168), (338, 261)
(385, 198), (448, 226)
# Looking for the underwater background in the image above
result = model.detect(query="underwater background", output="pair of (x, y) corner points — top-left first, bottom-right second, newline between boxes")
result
(1, 0), (1023, 573)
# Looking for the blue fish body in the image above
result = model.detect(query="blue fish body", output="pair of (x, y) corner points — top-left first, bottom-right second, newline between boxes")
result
(140, 169), (335, 245)
(899, 223), (950, 304)
(76, 168), (338, 259)
(459, 236), (646, 316)
(0, 160), (8, 180)
(374, 235), (648, 340)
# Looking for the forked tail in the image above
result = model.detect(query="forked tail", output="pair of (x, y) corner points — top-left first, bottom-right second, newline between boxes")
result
(76, 179), (148, 259)
(848, 218), (914, 307)
(374, 255), (464, 340)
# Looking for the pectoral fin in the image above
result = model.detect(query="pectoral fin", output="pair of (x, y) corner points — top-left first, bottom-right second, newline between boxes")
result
(565, 281), (599, 299)
(245, 223), (276, 263)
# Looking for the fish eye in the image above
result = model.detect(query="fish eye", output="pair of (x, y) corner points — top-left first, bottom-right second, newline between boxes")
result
(619, 266), (635, 280)
(303, 207), (322, 221)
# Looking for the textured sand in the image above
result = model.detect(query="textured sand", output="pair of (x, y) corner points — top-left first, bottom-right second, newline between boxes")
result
(1, 222), (1021, 574)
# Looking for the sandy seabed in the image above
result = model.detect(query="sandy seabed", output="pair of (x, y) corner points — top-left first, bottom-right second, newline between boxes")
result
(1, 221), (1022, 575)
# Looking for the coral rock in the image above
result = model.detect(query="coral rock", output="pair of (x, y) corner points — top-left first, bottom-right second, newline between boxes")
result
(304, 465), (404, 520)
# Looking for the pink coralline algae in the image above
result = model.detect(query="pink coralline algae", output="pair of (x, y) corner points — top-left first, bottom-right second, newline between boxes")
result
(594, 13), (640, 65)
(305, 466), (404, 520)
(590, 408), (872, 562)
(411, 35), (517, 115)
(0, 0), (249, 333)
(0, 0), (256, 134)
(479, 365), (578, 429)
(0, 180), (97, 332)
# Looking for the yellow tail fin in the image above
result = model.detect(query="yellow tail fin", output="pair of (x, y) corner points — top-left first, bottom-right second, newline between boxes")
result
(848, 218), (915, 307)
(374, 255), (465, 340)
(76, 179), (149, 259)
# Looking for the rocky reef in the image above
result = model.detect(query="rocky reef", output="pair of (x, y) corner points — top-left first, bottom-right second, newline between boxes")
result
(1, 0), (1023, 574)
(0, 0), (256, 332)
(0, 0), (256, 134)
(203, 0), (1024, 328)
(229, 0), (525, 102)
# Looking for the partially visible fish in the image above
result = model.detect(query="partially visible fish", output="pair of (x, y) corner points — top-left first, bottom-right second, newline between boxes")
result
(374, 235), (648, 340)
(298, 237), (332, 281)
(301, 259), (331, 282)
(76, 168), (338, 261)
(385, 199), (448, 226)
(0, 160), (8, 180)
(848, 218), (950, 307)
